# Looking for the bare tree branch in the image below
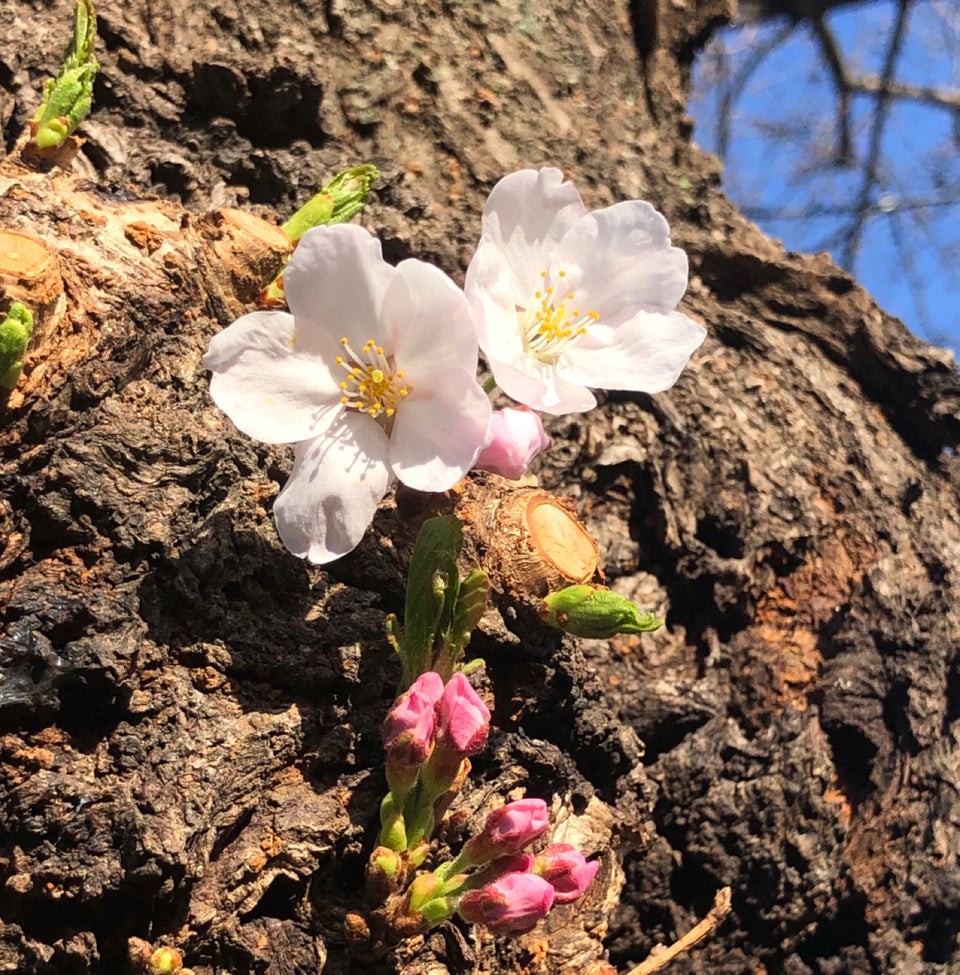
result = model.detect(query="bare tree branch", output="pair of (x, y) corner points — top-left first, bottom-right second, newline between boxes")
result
(810, 14), (853, 162)
(744, 193), (960, 219)
(846, 74), (960, 110)
(840, 0), (913, 270)
(738, 0), (874, 22)
(886, 210), (933, 334)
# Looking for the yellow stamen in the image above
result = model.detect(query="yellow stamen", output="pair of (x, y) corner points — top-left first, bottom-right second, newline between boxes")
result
(335, 336), (412, 427)
(519, 271), (601, 363)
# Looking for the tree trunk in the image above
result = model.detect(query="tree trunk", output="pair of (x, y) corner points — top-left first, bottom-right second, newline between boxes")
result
(1, 1), (959, 974)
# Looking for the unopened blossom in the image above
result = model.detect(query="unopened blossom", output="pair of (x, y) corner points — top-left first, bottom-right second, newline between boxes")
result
(465, 798), (550, 863)
(436, 673), (491, 756)
(474, 406), (551, 480)
(465, 167), (706, 414)
(458, 872), (555, 935)
(534, 843), (600, 903)
(383, 680), (439, 795)
(204, 224), (491, 563)
(382, 672), (444, 756)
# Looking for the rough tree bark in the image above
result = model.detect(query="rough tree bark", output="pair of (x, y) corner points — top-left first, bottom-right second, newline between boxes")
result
(1, 1), (959, 974)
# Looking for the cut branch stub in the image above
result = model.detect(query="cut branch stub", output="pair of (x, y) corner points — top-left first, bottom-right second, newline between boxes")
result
(0, 229), (63, 345)
(198, 208), (292, 319)
(453, 474), (603, 601)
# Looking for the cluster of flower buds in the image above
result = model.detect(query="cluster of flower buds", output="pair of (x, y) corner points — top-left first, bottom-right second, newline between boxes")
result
(378, 671), (491, 855)
(401, 797), (599, 936)
(370, 671), (598, 939)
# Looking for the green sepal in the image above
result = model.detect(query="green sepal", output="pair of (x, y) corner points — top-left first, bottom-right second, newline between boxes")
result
(0, 303), (35, 390)
(539, 584), (664, 638)
(379, 793), (407, 852)
(31, 0), (99, 152)
(417, 895), (455, 925)
(281, 164), (379, 242)
(372, 847), (402, 879)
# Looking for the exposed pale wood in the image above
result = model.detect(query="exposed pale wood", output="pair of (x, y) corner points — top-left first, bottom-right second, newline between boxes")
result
(0, 228), (63, 343)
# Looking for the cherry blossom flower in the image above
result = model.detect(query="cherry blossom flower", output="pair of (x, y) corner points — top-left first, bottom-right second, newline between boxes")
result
(203, 224), (491, 563)
(464, 167), (706, 414)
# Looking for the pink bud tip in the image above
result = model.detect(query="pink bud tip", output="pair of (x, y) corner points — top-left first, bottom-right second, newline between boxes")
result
(458, 871), (555, 935)
(534, 843), (600, 903)
(408, 671), (445, 706)
(474, 407), (551, 480)
(437, 672), (491, 756)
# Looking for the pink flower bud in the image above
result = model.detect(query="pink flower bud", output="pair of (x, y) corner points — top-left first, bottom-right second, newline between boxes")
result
(475, 407), (551, 480)
(383, 673), (443, 748)
(534, 844), (600, 903)
(458, 872), (555, 935)
(383, 689), (436, 755)
(465, 798), (550, 863)
(437, 673), (490, 756)
(383, 676), (443, 794)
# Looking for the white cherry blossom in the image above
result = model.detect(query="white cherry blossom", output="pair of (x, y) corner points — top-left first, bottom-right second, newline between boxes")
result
(464, 168), (706, 414)
(203, 224), (491, 564)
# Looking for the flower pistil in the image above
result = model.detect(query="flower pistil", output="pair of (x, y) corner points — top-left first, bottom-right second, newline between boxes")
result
(336, 336), (411, 421)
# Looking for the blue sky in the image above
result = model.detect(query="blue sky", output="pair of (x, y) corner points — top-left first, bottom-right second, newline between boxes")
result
(690, 2), (960, 355)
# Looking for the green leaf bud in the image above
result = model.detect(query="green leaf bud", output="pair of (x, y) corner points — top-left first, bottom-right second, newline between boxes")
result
(282, 164), (380, 242)
(0, 302), (35, 390)
(30, 0), (99, 153)
(538, 584), (664, 638)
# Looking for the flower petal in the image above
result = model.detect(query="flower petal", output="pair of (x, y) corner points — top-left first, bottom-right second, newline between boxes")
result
(203, 311), (342, 443)
(557, 201), (689, 319)
(389, 368), (491, 491)
(559, 310), (707, 393)
(273, 411), (391, 564)
(479, 168), (586, 298)
(382, 259), (478, 382)
(488, 354), (596, 416)
(464, 236), (526, 362)
(283, 224), (396, 354)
